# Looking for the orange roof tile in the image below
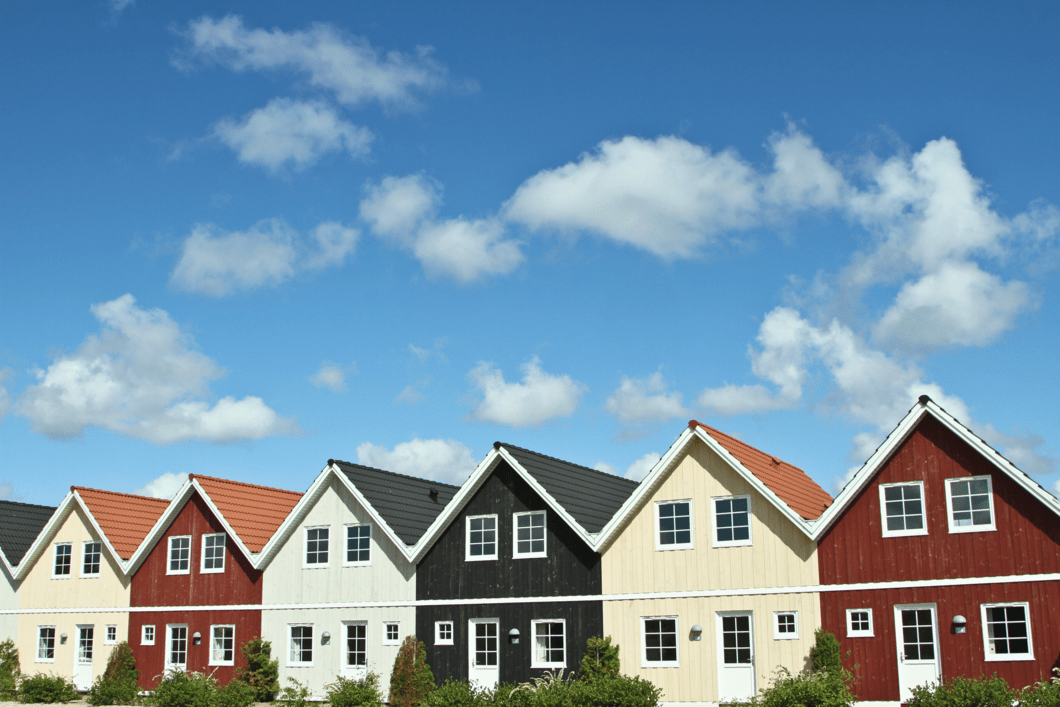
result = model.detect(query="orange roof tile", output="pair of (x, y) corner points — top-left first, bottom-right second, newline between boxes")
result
(691, 422), (833, 520)
(74, 488), (170, 560)
(192, 475), (303, 553)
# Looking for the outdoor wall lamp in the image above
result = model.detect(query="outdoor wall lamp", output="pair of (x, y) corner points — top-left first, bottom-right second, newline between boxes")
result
(952, 615), (967, 634)
(321, 632), (331, 645)
(690, 625), (703, 641)
(59, 633), (68, 644)
(509, 629), (520, 644)
(192, 632), (201, 645)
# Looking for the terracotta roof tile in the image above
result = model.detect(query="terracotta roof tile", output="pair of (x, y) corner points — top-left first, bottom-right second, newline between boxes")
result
(691, 422), (833, 520)
(192, 475), (303, 553)
(74, 488), (170, 560)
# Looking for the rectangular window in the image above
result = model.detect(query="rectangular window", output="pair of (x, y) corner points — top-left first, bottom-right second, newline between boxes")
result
(82, 541), (102, 577)
(946, 477), (996, 533)
(514, 511), (547, 558)
(168, 536), (191, 574)
(344, 622), (367, 668)
(982, 603), (1034, 661)
(774, 612), (798, 640)
(105, 625), (117, 645)
(846, 609), (873, 637)
(37, 627), (55, 662)
(210, 625), (235, 666)
(383, 622), (400, 646)
(142, 625), (155, 646)
(53, 543), (72, 577)
(289, 625), (313, 666)
(166, 625), (188, 670)
(713, 495), (752, 546)
(655, 501), (693, 550)
(642, 617), (679, 667)
(435, 621), (454, 646)
(531, 620), (566, 669)
(345, 524), (371, 565)
(880, 482), (927, 537)
(201, 533), (226, 573)
(78, 626), (94, 663)
(305, 527), (329, 566)
(466, 515), (498, 561)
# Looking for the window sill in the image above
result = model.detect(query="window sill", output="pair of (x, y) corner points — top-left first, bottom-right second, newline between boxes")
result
(984, 654), (1035, 662)
(713, 540), (753, 548)
(654, 544), (694, 552)
(513, 553), (547, 559)
(881, 530), (929, 538)
(343, 561), (371, 568)
(465, 555), (498, 562)
(166, 570), (191, 576)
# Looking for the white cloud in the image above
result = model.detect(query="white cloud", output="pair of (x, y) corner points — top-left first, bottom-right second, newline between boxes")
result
(395, 378), (428, 406)
(133, 472), (188, 500)
(356, 438), (477, 485)
(593, 461), (618, 476)
(763, 128), (846, 210)
(15, 294), (297, 444)
(311, 362), (354, 394)
(409, 344), (430, 363)
(468, 357), (586, 428)
(177, 15), (450, 110)
(1053, 478), (1060, 499)
(624, 452), (661, 481)
(213, 98), (372, 173)
(0, 482), (13, 501)
(110, 0), (134, 14)
(170, 219), (358, 296)
(604, 372), (689, 424)
(0, 368), (12, 418)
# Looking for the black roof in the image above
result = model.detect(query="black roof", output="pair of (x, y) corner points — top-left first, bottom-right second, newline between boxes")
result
(0, 500), (57, 566)
(497, 443), (640, 534)
(332, 461), (460, 546)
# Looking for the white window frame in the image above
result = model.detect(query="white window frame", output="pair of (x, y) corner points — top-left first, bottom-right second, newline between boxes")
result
(382, 621), (401, 646)
(342, 621), (368, 670)
(945, 476), (996, 534)
(81, 541), (102, 578)
(654, 500), (694, 551)
(846, 608), (874, 637)
(52, 542), (72, 578)
(167, 536), (191, 575)
(773, 611), (798, 640)
(209, 624), (236, 666)
(465, 514), (498, 561)
(434, 621), (454, 646)
(287, 624), (314, 667)
(712, 494), (753, 547)
(200, 533), (226, 574)
(641, 615), (680, 668)
(530, 619), (566, 669)
(304, 526), (330, 568)
(104, 625), (117, 645)
(36, 626), (56, 663)
(165, 624), (189, 671)
(141, 625), (155, 646)
(513, 511), (547, 559)
(343, 523), (372, 567)
(981, 602), (1035, 661)
(879, 481), (929, 538)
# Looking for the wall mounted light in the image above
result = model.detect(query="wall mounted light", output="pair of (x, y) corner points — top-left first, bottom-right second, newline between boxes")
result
(321, 632), (331, 645)
(690, 625), (703, 641)
(59, 633), (68, 644)
(509, 629), (520, 644)
(192, 632), (201, 645)
(952, 616), (967, 634)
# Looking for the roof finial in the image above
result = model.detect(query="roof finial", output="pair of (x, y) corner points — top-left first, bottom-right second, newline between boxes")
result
(493, 441), (502, 450)
(688, 419), (700, 429)
(918, 394), (931, 405)
(328, 459), (335, 467)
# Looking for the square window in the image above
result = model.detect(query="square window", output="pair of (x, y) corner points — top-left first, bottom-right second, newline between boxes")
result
(982, 603), (1034, 661)
(531, 620), (566, 669)
(53, 543), (72, 577)
(168, 536), (191, 574)
(514, 511), (547, 558)
(166, 625), (188, 670)
(82, 542), (102, 576)
(345, 524), (371, 565)
(946, 477), (996, 533)
(289, 625), (313, 666)
(774, 612), (798, 640)
(105, 625), (117, 645)
(435, 621), (454, 646)
(714, 496), (752, 546)
(305, 527), (329, 566)
(37, 627), (55, 662)
(344, 622), (367, 668)
(466, 515), (498, 561)
(880, 482), (927, 537)
(383, 622), (400, 646)
(210, 625), (235, 666)
(655, 501), (693, 550)
(201, 533), (226, 573)
(642, 616), (679, 667)
(846, 609), (874, 637)
(142, 625), (155, 646)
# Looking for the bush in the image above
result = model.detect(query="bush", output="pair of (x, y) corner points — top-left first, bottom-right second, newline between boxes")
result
(0, 638), (20, 699)
(88, 641), (140, 705)
(907, 674), (1016, 707)
(753, 667), (853, 707)
(578, 636), (620, 681)
(326, 672), (385, 707)
(1022, 669), (1060, 707)
(277, 677), (310, 707)
(389, 636), (434, 707)
(234, 637), (279, 702)
(809, 629), (842, 676)
(18, 673), (79, 704)
(422, 679), (489, 707)
(569, 673), (661, 707)
(215, 679), (256, 707)
(152, 670), (217, 707)
(430, 673), (659, 707)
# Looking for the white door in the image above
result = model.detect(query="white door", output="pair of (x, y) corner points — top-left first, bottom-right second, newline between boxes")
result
(342, 622), (368, 679)
(895, 604), (941, 702)
(468, 619), (500, 690)
(72, 625), (94, 691)
(716, 612), (756, 702)
(166, 624), (188, 673)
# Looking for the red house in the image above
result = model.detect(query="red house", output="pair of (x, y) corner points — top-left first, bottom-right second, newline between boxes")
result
(126, 475), (302, 687)
(814, 395), (1060, 704)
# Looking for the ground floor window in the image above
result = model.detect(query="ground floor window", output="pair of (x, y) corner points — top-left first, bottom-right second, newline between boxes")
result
(846, 608), (873, 637)
(37, 627), (55, 662)
(105, 625), (117, 644)
(289, 625), (313, 666)
(383, 621), (400, 645)
(531, 620), (566, 669)
(435, 621), (454, 646)
(210, 625), (235, 666)
(642, 616), (679, 667)
(982, 603), (1034, 660)
(142, 625), (155, 646)
(774, 611), (798, 639)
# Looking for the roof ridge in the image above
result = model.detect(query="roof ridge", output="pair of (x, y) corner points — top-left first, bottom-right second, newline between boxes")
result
(692, 423), (808, 473)
(496, 442), (641, 487)
(191, 474), (302, 496)
(330, 459), (462, 490)
(73, 487), (170, 504)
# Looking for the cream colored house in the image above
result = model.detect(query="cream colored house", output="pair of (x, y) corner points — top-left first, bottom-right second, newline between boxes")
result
(595, 422), (832, 705)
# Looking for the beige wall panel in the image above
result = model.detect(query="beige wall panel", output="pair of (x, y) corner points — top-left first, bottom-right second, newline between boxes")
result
(0, 564), (19, 642)
(19, 611), (127, 683)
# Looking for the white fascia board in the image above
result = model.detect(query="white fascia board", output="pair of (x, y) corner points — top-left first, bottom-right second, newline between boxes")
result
(12, 491), (75, 581)
(190, 479), (259, 566)
(123, 479), (197, 575)
(70, 491), (131, 577)
(329, 465), (416, 563)
(0, 547), (14, 578)
(254, 465), (333, 570)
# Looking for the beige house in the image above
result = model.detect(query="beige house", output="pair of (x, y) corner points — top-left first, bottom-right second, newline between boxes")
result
(595, 422), (832, 705)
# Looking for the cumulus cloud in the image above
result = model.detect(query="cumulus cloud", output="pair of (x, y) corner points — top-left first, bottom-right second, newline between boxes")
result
(0, 368), (12, 418)
(170, 219), (358, 296)
(15, 294), (297, 444)
(311, 362), (355, 394)
(604, 372), (689, 424)
(468, 357), (586, 428)
(395, 378), (428, 406)
(133, 472), (188, 499)
(623, 452), (662, 481)
(356, 438), (477, 485)
(593, 461), (618, 476)
(213, 98), (372, 172)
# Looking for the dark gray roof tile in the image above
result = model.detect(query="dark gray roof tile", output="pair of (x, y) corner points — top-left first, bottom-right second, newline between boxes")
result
(0, 500), (57, 566)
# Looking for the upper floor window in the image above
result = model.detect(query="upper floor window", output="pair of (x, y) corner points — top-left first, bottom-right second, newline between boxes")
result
(946, 477), (995, 533)
(168, 536), (191, 574)
(53, 543), (72, 577)
(305, 527), (329, 567)
(82, 541), (102, 577)
(513, 511), (546, 558)
(982, 603), (1033, 661)
(345, 524), (371, 565)
(466, 515), (497, 561)
(201, 533), (226, 573)
(846, 609), (873, 637)
(713, 496), (752, 547)
(879, 482), (927, 537)
(655, 500), (692, 550)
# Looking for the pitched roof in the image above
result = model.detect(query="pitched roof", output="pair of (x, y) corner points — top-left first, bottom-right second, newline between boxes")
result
(498, 443), (640, 533)
(331, 461), (460, 546)
(692, 422), (833, 520)
(74, 488), (169, 560)
(0, 500), (56, 566)
(192, 475), (303, 553)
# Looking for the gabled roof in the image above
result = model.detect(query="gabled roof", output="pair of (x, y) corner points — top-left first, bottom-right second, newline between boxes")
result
(0, 500), (56, 570)
(810, 395), (1060, 540)
(74, 488), (169, 560)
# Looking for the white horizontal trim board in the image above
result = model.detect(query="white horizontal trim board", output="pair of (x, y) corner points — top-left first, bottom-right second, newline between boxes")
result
(3, 571), (1058, 615)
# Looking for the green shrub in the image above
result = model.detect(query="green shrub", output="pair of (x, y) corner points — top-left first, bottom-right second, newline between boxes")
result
(277, 677), (310, 707)
(422, 679), (489, 707)
(152, 670), (218, 707)
(389, 636), (434, 707)
(215, 679), (256, 707)
(809, 629), (842, 676)
(1022, 669), (1060, 707)
(325, 672), (385, 707)
(440, 673), (659, 707)
(753, 667), (853, 707)
(0, 638), (20, 699)
(88, 641), (140, 705)
(234, 637), (279, 701)
(18, 673), (79, 704)
(570, 673), (661, 707)
(579, 636), (620, 681)
(907, 674), (1016, 707)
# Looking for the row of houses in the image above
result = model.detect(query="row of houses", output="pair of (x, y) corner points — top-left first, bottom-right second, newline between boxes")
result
(2, 396), (1059, 706)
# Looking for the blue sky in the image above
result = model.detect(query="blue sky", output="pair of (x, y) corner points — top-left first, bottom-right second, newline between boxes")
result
(2, 1), (1059, 505)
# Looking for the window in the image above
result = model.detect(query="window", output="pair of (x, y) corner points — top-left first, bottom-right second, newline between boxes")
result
(77, 626), (94, 663)
(142, 625), (155, 646)
(201, 533), (226, 573)
(383, 622), (400, 646)
(531, 620), (566, 669)
(713, 496), (752, 547)
(655, 501), (693, 550)
(846, 609), (873, 637)
(774, 612), (798, 640)
(82, 541), (102, 576)
(435, 621), (454, 646)
(880, 482), (927, 537)
(210, 625), (235, 666)
(105, 625), (117, 645)
(289, 625), (313, 666)
(982, 603), (1034, 661)
(514, 511), (547, 558)
(344, 622), (367, 668)
(166, 625), (188, 670)
(946, 477), (996, 533)
(345, 524), (371, 565)
(305, 527), (329, 566)
(168, 536), (191, 574)
(466, 515), (498, 561)
(53, 543), (72, 577)
(37, 627), (55, 662)
(642, 617), (679, 667)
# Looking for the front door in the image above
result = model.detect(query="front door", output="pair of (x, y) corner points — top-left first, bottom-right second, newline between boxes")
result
(73, 625), (94, 690)
(342, 622), (368, 679)
(716, 612), (756, 701)
(468, 619), (499, 690)
(895, 604), (941, 702)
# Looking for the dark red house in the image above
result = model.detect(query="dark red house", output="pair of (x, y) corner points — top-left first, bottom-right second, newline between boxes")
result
(126, 475), (302, 687)
(813, 395), (1060, 703)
